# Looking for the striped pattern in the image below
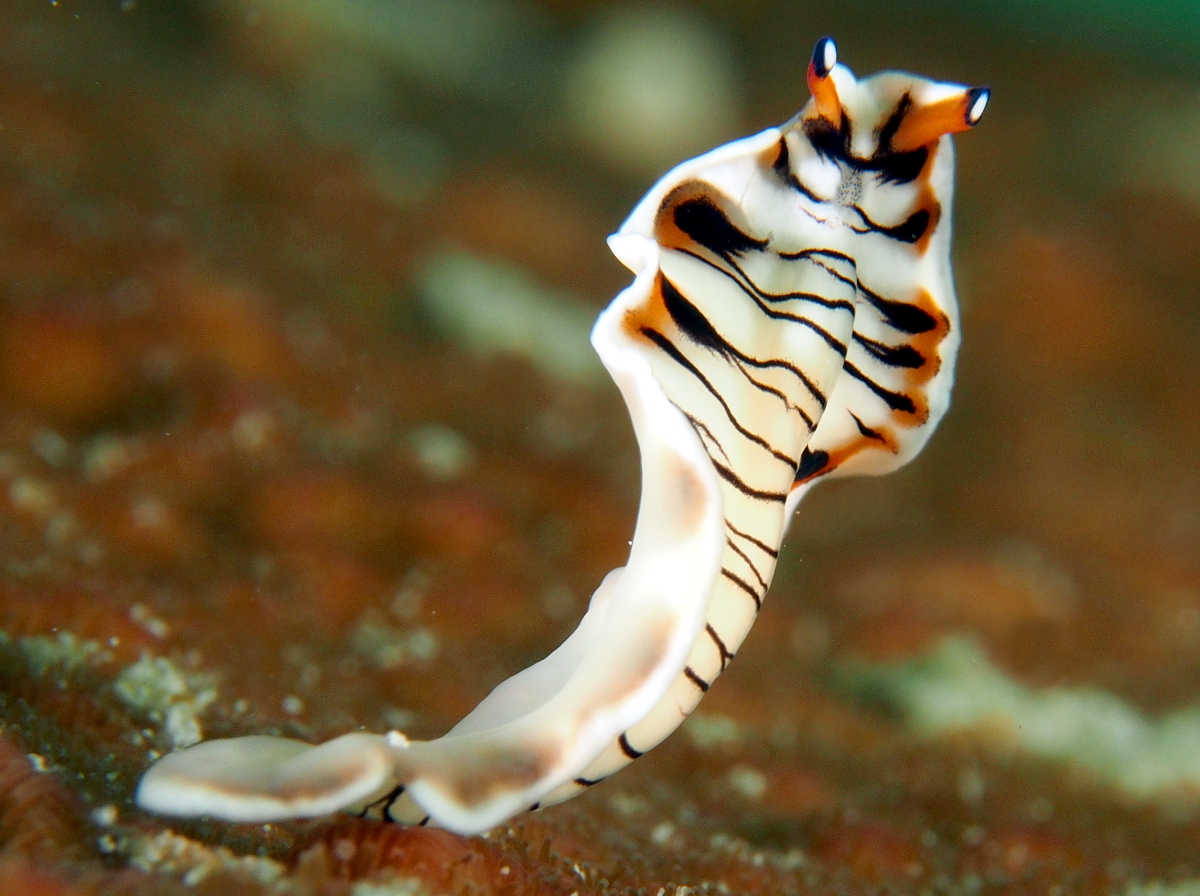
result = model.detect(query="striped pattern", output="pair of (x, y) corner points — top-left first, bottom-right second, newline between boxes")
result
(134, 39), (987, 837)
(529, 38), (986, 810)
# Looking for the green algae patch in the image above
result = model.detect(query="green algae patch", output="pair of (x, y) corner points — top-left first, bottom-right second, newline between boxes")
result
(17, 632), (113, 677)
(113, 656), (218, 750)
(839, 636), (1200, 800)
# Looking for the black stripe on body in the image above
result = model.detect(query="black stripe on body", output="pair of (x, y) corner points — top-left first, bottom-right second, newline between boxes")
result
(685, 412), (732, 465)
(674, 404), (790, 508)
(771, 138), (823, 202)
(850, 412), (889, 443)
(575, 776), (601, 787)
(684, 666), (711, 692)
(800, 111), (930, 185)
(706, 623), (735, 669)
(873, 95), (931, 183)
(778, 246), (854, 265)
(672, 197), (768, 256)
(862, 289), (938, 335)
(358, 783), (405, 820)
(843, 362), (917, 414)
(670, 256), (850, 357)
(641, 326), (797, 469)
(849, 205), (931, 244)
(661, 274), (734, 355)
(722, 567), (763, 610)
(730, 357), (816, 431)
(710, 457), (788, 504)
(659, 275), (835, 406)
(619, 733), (643, 759)
(726, 537), (768, 592)
(694, 248), (855, 314)
(805, 256), (938, 335)
(876, 148), (930, 185)
(855, 333), (925, 368)
(876, 94), (912, 154)
(725, 519), (780, 558)
(795, 448), (830, 482)
(381, 785), (405, 821)
(663, 284), (820, 427)
(804, 116), (853, 167)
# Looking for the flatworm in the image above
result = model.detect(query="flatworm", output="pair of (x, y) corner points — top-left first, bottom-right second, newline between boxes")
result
(136, 38), (988, 836)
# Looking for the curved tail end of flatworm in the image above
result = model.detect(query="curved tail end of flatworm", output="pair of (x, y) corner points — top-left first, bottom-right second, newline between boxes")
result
(136, 248), (731, 835)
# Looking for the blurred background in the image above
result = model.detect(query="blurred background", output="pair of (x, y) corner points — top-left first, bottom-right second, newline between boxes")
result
(1, 1), (1199, 893)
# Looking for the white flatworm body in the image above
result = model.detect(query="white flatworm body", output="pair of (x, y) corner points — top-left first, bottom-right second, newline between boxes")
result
(136, 39), (987, 836)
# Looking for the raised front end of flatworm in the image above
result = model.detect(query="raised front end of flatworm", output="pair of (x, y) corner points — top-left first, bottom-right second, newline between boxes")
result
(136, 38), (987, 836)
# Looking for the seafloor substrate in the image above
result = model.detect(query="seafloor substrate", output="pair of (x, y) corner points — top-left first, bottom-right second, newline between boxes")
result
(2, 3), (1200, 894)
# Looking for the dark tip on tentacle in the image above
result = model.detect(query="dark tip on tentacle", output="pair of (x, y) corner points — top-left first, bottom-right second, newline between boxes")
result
(965, 87), (990, 126)
(811, 37), (837, 79)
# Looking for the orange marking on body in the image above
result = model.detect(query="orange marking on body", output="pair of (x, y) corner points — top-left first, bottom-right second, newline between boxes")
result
(620, 275), (672, 345)
(665, 454), (710, 537)
(806, 66), (842, 129)
(913, 197), (941, 257)
(860, 285), (950, 431)
(652, 180), (752, 257)
(758, 138), (786, 177)
(894, 287), (952, 426)
(911, 142), (942, 257)
(654, 182), (709, 254)
(890, 92), (979, 153)
(792, 426), (900, 487)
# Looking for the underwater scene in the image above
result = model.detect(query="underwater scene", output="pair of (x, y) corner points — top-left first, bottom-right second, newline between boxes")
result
(1, 0), (1198, 893)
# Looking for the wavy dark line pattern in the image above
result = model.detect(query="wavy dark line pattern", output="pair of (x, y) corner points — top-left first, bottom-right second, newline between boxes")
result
(569, 39), (976, 808)
(130, 38), (981, 837)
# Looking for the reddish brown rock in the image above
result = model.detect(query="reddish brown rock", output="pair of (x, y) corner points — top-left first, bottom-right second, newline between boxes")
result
(0, 311), (134, 430)
(0, 735), (90, 863)
(297, 820), (560, 893)
(0, 4), (1197, 896)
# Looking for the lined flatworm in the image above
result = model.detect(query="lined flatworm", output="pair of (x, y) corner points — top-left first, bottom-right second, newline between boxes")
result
(135, 38), (987, 836)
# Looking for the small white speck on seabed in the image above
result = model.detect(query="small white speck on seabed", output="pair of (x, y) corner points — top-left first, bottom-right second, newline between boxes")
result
(727, 763), (767, 801)
(113, 654), (217, 749)
(231, 409), (275, 452)
(9, 476), (55, 516)
(407, 423), (474, 481)
(282, 695), (305, 715)
(683, 712), (744, 750)
(650, 821), (676, 845)
(129, 603), (171, 639)
(83, 434), (138, 481)
(351, 611), (439, 670)
(124, 829), (285, 887)
(607, 791), (650, 817)
(32, 429), (70, 467)
(389, 567), (429, 621)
